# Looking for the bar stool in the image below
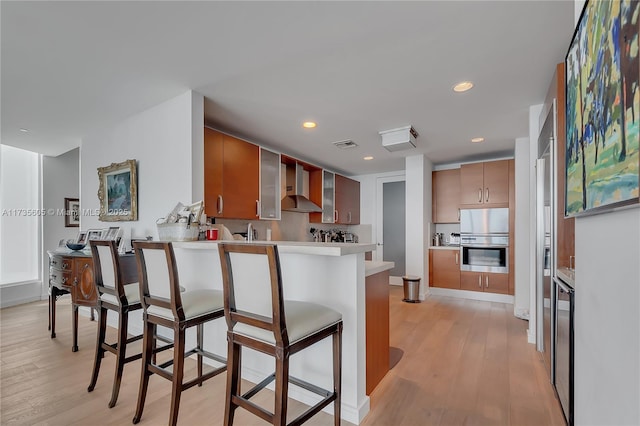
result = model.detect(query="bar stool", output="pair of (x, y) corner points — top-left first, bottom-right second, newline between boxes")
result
(218, 243), (343, 426)
(87, 240), (172, 408)
(132, 241), (226, 426)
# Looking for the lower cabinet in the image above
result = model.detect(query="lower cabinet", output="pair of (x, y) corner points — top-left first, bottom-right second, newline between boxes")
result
(429, 249), (460, 289)
(460, 271), (509, 294)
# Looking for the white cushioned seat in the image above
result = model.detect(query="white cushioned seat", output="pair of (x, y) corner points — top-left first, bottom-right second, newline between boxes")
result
(234, 300), (342, 345)
(100, 283), (141, 305)
(147, 289), (223, 320)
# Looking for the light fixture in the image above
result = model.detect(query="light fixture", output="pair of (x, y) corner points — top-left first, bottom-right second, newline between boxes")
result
(302, 121), (317, 129)
(453, 81), (474, 92)
(363, 156), (374, 161)
(19, 128), (29, 132)
(471, 137), (485, 143)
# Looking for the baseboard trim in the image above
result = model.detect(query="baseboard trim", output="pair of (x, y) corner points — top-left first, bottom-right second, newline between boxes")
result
(428, 287), (515, 304)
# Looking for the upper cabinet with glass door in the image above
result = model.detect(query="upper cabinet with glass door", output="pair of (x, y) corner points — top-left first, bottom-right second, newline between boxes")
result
(259, 148), (280, 220)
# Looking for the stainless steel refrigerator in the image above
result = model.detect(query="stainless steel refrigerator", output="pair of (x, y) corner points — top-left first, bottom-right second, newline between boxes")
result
(536, 101), (557, 382)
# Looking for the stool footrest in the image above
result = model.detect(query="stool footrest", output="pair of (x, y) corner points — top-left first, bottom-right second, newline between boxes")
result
(242, 373), (276, 400)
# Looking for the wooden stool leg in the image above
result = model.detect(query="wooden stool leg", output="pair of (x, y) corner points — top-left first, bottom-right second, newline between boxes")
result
(274, 350), (290, 426)
(133, 321), (155, 424)
(87, 306), (108, 392)
(197, 323), (203, 386)
(168, 326), (186, 426)
(333, 324), (343, 426)
(108, 309), (128, 408)
(224, 340), (241, 426)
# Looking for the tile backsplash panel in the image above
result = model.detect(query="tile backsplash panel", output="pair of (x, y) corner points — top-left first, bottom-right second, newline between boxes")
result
(215, 212), (371, 243)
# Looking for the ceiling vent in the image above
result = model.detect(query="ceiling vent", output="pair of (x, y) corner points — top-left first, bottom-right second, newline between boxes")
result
(333, 139), (358, 149)
(379, 126), (419, 152)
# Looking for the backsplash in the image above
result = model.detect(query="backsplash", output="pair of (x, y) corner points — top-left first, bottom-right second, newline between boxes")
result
(215, 212), (371, 243)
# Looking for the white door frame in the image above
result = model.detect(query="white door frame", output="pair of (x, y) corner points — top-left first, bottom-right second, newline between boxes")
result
(376, 174), (406, 285)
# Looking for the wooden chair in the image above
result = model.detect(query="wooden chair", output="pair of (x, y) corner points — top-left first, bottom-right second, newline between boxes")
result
(132, 241), (226, 426)
(87, 240), (172, 408)
(218, 243), (343, 426)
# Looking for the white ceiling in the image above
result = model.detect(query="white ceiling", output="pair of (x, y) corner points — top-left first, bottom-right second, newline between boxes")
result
(1, 1), (574, 176)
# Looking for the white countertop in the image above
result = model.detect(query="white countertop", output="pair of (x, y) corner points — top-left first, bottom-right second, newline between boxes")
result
(172, 240), (376, 256)
(428, 245), (460, 250)
(364, 260), (394, 277)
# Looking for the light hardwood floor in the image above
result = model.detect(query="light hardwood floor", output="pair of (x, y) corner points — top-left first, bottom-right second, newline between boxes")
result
(1, 287), (565, 425)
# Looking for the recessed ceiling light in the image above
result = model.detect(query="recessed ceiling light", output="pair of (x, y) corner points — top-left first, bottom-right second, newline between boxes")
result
(302, 121), (317, 129)
(363, 156), (374, 161)
(453, 81), (474, 92)
(471, 137), (485, 143)
(19, 128), (29, 132)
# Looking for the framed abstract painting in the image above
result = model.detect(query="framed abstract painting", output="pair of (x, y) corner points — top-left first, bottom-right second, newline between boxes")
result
(565, 0), (639, 217)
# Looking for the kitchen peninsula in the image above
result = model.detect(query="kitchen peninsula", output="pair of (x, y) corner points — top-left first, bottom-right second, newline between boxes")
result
(168, 240), (390, 425)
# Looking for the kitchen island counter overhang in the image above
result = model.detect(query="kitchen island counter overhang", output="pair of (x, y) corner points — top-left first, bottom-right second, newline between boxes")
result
(163, 240), (386, 424)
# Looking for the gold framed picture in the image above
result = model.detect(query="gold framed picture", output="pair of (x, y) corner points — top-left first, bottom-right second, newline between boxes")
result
(97, 159), (138, 222)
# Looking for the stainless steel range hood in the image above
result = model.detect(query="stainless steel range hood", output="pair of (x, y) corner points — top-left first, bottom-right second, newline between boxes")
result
(281, 163), (322, 213)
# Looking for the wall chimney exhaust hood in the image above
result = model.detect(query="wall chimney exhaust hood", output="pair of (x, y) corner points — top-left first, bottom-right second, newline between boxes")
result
(379, 125), (419, 152)
(281, 163), (322, 213)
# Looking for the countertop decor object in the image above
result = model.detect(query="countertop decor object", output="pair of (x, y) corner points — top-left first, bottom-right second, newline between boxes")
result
(65, 242), (86, 251)
(97, 159), (138, 222)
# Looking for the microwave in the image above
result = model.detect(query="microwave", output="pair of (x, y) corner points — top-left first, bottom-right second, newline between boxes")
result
(460, 234), (509, 274)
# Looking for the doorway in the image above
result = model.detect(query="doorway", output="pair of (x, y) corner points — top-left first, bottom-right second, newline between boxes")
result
(376, 176), (406, 285)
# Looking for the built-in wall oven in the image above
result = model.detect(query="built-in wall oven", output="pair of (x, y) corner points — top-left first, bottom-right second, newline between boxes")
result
(460, 208), (509, 274)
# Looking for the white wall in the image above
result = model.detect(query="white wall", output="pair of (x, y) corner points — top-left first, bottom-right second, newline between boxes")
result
(41, 148), (80, 299)
(570, 0), (639, 423)
(80, 91), (203, 240)
(514, 137), (531, 321)
(405, 155), (432, 297)
(574, 208), (640, 424)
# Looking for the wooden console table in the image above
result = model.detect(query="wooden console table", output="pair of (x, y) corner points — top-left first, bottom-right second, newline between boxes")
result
(47, 249), (137, 352)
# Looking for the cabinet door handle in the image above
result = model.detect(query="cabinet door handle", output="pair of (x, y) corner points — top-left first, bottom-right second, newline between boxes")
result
(62, 277), (68, 284)
(457, 208), (460, 221)
(256, 200), (260, 217)
(478, 276), (482, 288)
(347, 212), (352, 223)
(455, 253), (459, 265)
(478, 188), (483, 203)
(485, 276), (489, 288)
(217, 195), (223, 215)
(485, 188), (490, 202)
(334, 210), (338, 223)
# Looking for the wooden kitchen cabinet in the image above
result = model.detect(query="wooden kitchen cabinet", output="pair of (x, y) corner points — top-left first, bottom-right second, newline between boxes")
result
(429, 249), (460, 289)
(460, 160), (509, 207)
(204, 128), (260, 219)
(335, 174), (360, 224)
(432, 168), (460, 223)
(460, 271), (509, 294)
